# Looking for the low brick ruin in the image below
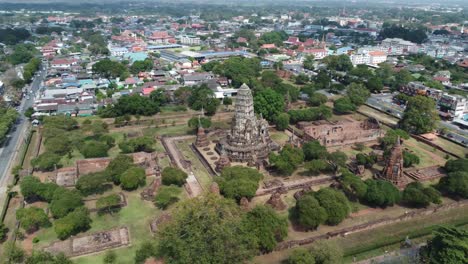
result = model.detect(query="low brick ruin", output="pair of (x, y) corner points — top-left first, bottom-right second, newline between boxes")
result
(298, 116), (382, 148)
(53, 152), (159, 187)
(45, 227), (130, 257)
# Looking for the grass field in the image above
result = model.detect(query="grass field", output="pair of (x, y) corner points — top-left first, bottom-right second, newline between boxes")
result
(175, 140), (213, 189)
(357, 105), (399, 126)
(431, 136), (467, 158)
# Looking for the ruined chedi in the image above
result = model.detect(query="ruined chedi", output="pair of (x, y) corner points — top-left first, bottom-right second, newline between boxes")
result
(195, 116), (209, 148)
(381, 136), (407, 188)
(217, 83), (276, 163)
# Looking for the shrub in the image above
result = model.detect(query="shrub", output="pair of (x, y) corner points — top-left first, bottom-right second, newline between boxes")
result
(106, 154), (134, 184)
(161, 167), (188, 187)
(269, 145), (304, 175)
(437, 171), (468, 199)
(154, 185), (181, 209)
(31, 152), (61, 171)
(79, 140), (110, 158)
(216, 166), (263, 202)
(96, 194), (122, 214)
(287, 248), (315, 264)
(294, 194), (327, 230)
(403, 151), (420, 168)
(16, 207), (50, 233)
(274, 113), (290, 131)
(50, 188), (83, 218)
(75, 172), (109, 196)
(119, 137), (154, 153)
(120, 167), (146, 190)
(54, 207), (91, 240)
(243, 206), (288, 253)
(314, 188), (350, 225)
(363, 179), (401, 207)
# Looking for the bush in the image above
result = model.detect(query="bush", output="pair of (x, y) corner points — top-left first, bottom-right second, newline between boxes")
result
(119, 137), (154, 153)
(309, 93), (328, 107)
(287, 248), (315, 264)
(305, 159), (331, 175)
(338, 170), (368, 201)
(54, 207), (91, 240)
(50, 188), (83, 218)
(444, 158), (468, 173)
(79, 140), (110, 158)
(76, 172), (109, 196)
(437, 171), (468, 199)
(243, 206), (288, 253)
(31, 152), (61, 171)
(0, 223), (7, 241)
(96, 194), (122, 214)
(154, 185), (182, 209)
(106, 154), (134, 184)
(403, 151), (420, 168)
(363, 179), (401, 207)
(274, 113), (290, 131)
(333, 96), (356, 114)
(314, 188), (350, 225)
(294, 194), (327, 230)
(20, 176), (59, 202)
(16, 207), (50, 233)
(187, 117), (211, 130)
(104, 251), (117, 264)
(302, 140), (328, 161)
(120, 167), (146, 190)
(269, 145), (304, 175)
(216, 166), (263, 202)
(161, 167), (188, 187)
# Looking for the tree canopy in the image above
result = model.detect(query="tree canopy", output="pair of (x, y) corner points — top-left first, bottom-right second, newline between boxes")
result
(420, 226), (468, 264)
(161, 167), (188, 187)
(399, 95), (439, 134)
(157, 195), (257, 264)
(253, 88), (285, 122)
(269, 145), (305, 175)
(243, 206), (288, 252)
(216, 166), (263, 202)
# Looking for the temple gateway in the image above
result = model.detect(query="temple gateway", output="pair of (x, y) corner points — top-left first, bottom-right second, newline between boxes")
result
(216, 83), (277, 163)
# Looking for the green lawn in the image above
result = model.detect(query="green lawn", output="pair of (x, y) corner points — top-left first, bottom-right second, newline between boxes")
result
(142, 124), (192, 138)
(175, 140), (213, 189)
(270, 131), (290, 146)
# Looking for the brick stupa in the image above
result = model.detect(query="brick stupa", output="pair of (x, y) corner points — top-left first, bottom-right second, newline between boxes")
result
(381, 136), (407, 188)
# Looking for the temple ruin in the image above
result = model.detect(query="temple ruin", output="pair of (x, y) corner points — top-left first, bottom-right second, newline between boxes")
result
(45, 227), (130, 257)
(298, 117), (382, 148)
(380, 137), (407, 188)
(216, 83), (277, 162)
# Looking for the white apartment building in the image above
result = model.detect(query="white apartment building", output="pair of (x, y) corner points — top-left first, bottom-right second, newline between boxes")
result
(350, 50), (387, 66)
(438, 94), (467, 119)
(180, 35), (201, 46)
(381, 38), (418, 55)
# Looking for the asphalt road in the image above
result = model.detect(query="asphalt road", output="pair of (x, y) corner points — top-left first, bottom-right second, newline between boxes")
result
(367, 94), (468, 146)
(0, 65), (46, 187)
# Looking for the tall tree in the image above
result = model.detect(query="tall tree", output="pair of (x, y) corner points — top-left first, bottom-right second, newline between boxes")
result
(157, 195), (257, 264)
(399, 95), (439, 134)
(420, 226), (468, 264)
